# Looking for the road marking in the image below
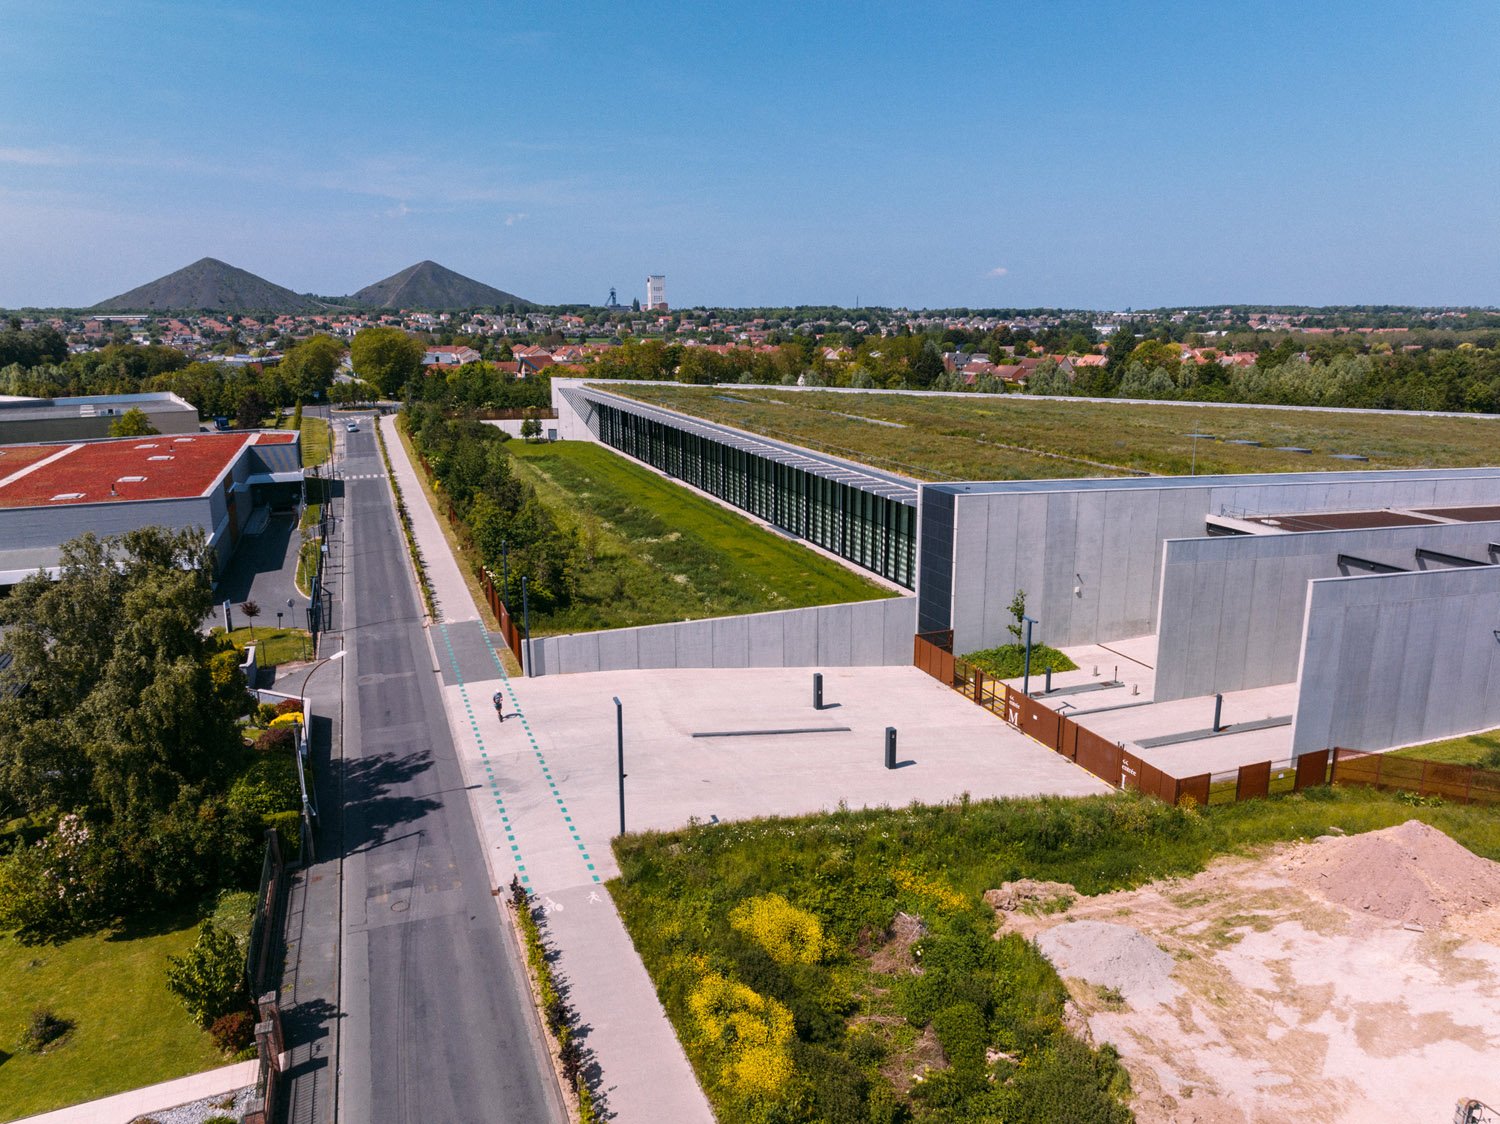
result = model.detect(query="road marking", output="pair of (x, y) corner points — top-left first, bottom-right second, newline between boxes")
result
(436, 622), (530, 886)
(477, 629), (602, 884)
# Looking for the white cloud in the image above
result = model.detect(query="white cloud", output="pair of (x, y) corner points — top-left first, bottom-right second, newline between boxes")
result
(0, 145), (79, 167)
(986, 266), (1009, 278)
(504, 212), (528, 226)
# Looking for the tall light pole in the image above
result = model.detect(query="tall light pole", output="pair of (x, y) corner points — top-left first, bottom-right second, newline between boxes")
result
(613, 696), (626, 836)
(521, 576), (533, 677)
(1022, 615), (1038, 697)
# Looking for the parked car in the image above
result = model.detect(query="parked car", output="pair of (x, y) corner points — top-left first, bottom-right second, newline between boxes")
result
(346, 420), (359, 432)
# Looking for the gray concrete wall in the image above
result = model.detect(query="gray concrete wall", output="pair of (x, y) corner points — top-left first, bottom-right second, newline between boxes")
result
(1290, 565), (1500, 755)
(526, 596), (916, 675)
(1155, 520), (1500, 701)
(0, 496), (215, 550)
(947, 471), (1500, 654)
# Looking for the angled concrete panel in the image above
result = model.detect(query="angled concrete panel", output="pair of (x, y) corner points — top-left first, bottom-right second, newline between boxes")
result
(711, 615), (751, 668)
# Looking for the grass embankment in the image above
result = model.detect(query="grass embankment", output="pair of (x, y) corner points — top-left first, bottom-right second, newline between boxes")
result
(611, 785), (1500, 1124)
(0, 908), (224, 1119)
(613, 385), (1500, 481)
(504, 440), (894, 634)
(212, 625), (312, 667)
(961, 643), (1077, 678)
(1389, 730), (1500, 767)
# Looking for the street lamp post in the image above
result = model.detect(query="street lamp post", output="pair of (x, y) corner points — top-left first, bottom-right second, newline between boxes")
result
(1022, 615), (1039, 697)
(614, 696), (625, 836)
(521, 577), (533, 677)
(501, 540), (509, 606)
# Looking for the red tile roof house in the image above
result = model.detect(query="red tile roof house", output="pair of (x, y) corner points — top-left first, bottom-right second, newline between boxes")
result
(0, 431), (302, 587)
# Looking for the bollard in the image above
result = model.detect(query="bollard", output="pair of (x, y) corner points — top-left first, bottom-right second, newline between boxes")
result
(1044, 666), (1052, 693)
(813, 672), (824, 711)
(885, 727), (897, 770)
(1212, 693), (1223, 733)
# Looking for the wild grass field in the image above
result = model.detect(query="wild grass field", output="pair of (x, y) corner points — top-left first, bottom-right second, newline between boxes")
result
(1389, 729), (1500, 766)
(502, 440), (893, 634)
(610, 785), (1500, 1124)
(611, 385), (1500, 481)
(0, 907), (225, 1119)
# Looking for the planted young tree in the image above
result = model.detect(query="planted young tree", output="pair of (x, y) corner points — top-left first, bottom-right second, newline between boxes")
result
(239, 599), (261, 642)
(1007, 589), (1027, 644)
(108, 407), (159, 437)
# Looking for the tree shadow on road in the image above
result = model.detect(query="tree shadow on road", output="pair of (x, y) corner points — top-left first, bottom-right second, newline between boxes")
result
(332, 749), (442, 856)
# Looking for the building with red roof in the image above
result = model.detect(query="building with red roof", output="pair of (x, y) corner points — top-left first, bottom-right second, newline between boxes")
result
(0, 431), (302, 586)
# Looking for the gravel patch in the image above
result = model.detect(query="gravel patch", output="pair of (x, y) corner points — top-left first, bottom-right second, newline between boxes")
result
(1033, 919), (1181, 1007)
(128, 1085), (254, 1124)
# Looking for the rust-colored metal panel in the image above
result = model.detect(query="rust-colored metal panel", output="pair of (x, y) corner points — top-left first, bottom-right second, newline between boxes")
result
(1294, 749), (1330, 791)
(1074, 728), (1122, 786)
(1236, 760), (1272, 801)
(1178, 773), (1211, 806)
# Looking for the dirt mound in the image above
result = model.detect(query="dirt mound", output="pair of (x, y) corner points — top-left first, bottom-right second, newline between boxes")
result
(984, 879), (1076, 920)
(1285, 819), (1500, 929)
(1033, 920), (1181, 1007)
(868, 911), (926, 974)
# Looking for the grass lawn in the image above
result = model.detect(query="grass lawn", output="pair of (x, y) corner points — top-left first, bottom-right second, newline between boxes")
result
(213, 625), (313, 667)
(0, 907), (224, 1119)
(610, 785), (1500, 1124)
(503, 440), (895, 634)
(960, 642), (1077, 678)
(612, 384), (1500, 481)
(1389, 730), (1500, 767)
(298, 416), (330, 468)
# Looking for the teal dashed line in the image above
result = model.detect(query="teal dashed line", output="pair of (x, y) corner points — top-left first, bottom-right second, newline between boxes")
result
(437, 621), (530, 886)
(477, 627), (602, 885)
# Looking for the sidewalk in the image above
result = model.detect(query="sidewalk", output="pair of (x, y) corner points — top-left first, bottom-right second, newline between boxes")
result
(12, 1062), (257, 1124)
(381, 415), (715, 1123)
(378, 415), (477, 625)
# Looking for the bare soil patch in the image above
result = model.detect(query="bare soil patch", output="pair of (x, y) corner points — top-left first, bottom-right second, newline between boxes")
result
(999, 821), (1500, 1123)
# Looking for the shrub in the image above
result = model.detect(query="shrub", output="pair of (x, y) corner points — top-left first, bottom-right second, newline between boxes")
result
(269, 711), (304, 728)
(262, 811), (302, 861)
(211, 889), (258, 945)
(166, 921), (247, 1025)
(228, 755), (300, 816)
(960, 643), (1077, 679)
(20, 1008), (73, 1053)
(253, 725), (296, 753)
(274, 699), (303, 716)
(932, 1001), (988, 1085)
(255, 702), (279, 726)
(209, 1010), (256, 1053)
(687, 970), (796, 1098)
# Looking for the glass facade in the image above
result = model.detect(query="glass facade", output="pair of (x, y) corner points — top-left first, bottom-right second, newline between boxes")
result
(591, 399), (916, 588)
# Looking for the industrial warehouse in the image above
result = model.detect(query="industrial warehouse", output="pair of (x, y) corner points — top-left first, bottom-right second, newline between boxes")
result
(551, 379), (1500, 760)
(0, 429), (303, 585)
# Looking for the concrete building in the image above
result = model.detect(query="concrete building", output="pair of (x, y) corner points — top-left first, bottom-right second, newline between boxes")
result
(550, 378), (1500, 755)
(0, 392), (199, 443)
(645, 274), (666, 311)
(0, 430), (302, 586)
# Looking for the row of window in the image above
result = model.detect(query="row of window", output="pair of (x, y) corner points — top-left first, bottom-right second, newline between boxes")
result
(593, 402), (916, 588)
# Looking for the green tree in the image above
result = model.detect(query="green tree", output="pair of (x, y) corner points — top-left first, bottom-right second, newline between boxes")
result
(351, 327), (425, 398)
(279, 334), (343, 404)
(1006, 589), (1027, 644)
(166, 921), (248, 1024)
(107, 407), (159, 437)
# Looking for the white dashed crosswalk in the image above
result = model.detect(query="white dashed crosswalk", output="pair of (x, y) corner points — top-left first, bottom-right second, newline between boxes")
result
(343, 473), (386, 480)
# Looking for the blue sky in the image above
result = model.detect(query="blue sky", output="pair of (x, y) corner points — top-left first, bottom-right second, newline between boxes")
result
(1, 0), (1496, 309)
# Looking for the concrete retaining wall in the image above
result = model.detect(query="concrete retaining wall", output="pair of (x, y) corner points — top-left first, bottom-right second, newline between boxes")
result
(1290, 565), (1500, 755)
(943, 470), (1500, 654)
(526, 596), (916, 675)
(1155, 520), (1500, 701)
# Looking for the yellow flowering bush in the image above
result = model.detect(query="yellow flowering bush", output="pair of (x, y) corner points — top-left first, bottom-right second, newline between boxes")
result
(269, 711), (304, 728)
(729, 893), (823, 965)
(892, 865), (968, 912)
(687, 971), (796, 1097)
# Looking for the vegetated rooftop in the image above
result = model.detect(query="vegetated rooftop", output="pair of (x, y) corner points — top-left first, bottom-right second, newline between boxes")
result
(0, 431), (295, 508)
(605, 384), (1500, 482)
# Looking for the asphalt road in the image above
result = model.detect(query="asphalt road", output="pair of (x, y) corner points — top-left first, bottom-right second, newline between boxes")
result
(334, 417), (564, 1124)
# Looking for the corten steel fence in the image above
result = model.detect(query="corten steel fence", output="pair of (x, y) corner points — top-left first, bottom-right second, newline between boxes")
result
(1330, 748), (1500, 805)
(910, 638), (1407, 808)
